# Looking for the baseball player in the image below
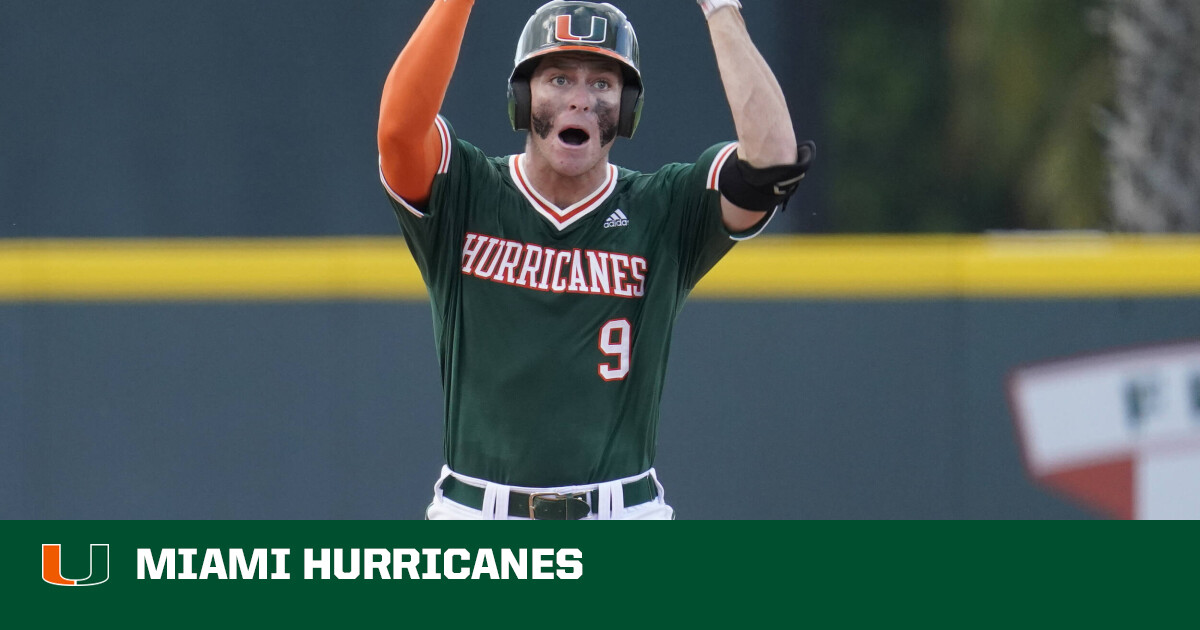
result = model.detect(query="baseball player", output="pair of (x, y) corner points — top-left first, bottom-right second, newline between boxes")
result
(378, 0), (813, 519)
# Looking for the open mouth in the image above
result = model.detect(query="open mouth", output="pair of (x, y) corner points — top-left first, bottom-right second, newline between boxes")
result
(558, 127), (591, 146)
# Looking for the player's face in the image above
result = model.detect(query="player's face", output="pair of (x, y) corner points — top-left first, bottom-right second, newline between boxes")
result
(526, 53), (623, 179)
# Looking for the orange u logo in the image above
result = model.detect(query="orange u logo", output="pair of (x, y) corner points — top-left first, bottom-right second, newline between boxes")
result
(42, 543), (110, 586)
(554, 14), (608, 44)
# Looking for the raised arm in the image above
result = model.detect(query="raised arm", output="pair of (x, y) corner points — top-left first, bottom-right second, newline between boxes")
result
(378, 0), (474, 205)
(700, 1), (808, 232)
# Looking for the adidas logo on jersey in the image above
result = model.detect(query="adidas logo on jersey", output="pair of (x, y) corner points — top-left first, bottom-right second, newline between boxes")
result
(603, 209), (629, 228)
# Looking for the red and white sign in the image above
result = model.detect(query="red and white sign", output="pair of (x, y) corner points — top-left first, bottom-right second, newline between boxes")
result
(1008, 340), (1200, 519)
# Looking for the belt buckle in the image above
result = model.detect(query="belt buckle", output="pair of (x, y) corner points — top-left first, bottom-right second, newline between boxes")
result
(528, 491), (590, 520)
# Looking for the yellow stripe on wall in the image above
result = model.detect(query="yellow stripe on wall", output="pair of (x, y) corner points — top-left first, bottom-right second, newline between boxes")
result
(699, 234), (1200, 298)
(0, 238), (425, 301)
(2, 234), (1199, 301)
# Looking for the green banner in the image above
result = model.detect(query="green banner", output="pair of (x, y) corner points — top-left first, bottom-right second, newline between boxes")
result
(1, 521), (1191, 625)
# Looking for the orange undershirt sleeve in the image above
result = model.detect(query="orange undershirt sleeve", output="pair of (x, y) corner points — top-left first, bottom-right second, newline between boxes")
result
(378, 0), (474, 205)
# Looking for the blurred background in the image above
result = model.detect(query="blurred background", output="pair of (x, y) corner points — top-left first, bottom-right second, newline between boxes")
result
(2, 0), (1198, 519)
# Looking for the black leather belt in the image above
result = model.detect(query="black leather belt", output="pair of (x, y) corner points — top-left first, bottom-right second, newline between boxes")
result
(440, 475), (658, 520)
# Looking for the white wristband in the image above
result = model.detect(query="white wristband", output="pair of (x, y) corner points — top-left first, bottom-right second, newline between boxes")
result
(697, 0), (741, 19)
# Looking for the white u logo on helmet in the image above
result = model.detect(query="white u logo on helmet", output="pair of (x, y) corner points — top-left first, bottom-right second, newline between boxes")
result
(554, 15), (608, 43)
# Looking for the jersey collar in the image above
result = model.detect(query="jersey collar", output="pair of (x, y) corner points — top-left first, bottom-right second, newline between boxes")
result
(509, 154), (618, 231)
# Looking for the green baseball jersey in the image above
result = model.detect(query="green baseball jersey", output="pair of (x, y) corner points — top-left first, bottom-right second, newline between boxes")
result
(382, 117), (773, 486)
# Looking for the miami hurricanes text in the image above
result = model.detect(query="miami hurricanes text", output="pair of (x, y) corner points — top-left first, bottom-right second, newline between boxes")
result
(461, 232), (646, 298)
(134, 547), (583, 580)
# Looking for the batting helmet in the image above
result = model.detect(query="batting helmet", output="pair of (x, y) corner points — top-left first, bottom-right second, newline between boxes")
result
(508, 1), (644, 138)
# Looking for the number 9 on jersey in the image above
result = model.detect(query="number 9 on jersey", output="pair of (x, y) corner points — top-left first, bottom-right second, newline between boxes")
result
(598, 319), (631, 381)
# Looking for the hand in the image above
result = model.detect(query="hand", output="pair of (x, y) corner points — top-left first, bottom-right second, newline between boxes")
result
(697, 0), (741, 20)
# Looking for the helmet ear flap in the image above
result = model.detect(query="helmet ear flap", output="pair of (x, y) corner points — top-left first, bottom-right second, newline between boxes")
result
(508, 77), (533, 131)
(618, 83), (641, 138)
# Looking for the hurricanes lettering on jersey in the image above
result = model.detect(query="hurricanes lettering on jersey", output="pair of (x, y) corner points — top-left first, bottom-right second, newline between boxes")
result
(460, 232), (647, 298)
